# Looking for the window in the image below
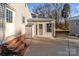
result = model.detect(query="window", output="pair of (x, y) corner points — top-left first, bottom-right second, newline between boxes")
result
(6, 9), (13, 23)
(39, 24), (42, 29)
(47, 23), (52, 32)
(22, 17), (25, 23)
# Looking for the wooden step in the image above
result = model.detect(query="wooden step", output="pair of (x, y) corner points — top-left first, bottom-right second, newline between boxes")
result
(7, 39), (18, 45)
(19, 46), (27, 55)
(14, 43), (25, 53)
(6, 39), (18, 47)
(7, 40), (23, 49)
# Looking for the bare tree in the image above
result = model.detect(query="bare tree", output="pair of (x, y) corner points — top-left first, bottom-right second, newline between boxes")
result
(32, 3), (64, 26)
(61, 3), (71, 29)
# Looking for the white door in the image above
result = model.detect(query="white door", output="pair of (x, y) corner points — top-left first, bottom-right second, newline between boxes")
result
(39, 24), (43, 35)
(25, 27), (32, 38)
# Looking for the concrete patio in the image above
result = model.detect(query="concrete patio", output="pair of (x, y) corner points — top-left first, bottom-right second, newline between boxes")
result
(24, 36), (79, 56)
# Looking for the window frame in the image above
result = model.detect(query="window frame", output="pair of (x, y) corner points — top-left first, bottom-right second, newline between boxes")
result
(22, 16), (25, 23)
(46, 23), (52, 32)
(6, 8), (13, 23)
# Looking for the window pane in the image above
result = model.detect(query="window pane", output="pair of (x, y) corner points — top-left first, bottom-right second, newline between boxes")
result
(47, 23), (52, 32)
(6, 9), (13, 23)
(10, 11), (12, 22)
(39, 24), (42, 29)
(6, 9), (8, 22)
(9, 11), (10, 22)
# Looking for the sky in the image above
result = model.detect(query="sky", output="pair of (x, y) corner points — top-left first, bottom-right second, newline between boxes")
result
(27, 3), (79, 17)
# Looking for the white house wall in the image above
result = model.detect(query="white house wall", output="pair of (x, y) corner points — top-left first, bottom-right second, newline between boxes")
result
(31, 21), (55, 38)
(5, 3), (32, 41)
(5, 7), (15, 38)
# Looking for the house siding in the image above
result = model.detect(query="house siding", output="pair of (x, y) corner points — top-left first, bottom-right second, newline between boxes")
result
(1, 3), (32, 43)
(69, 20), (79, 35)
(27, 20), (55, 38)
